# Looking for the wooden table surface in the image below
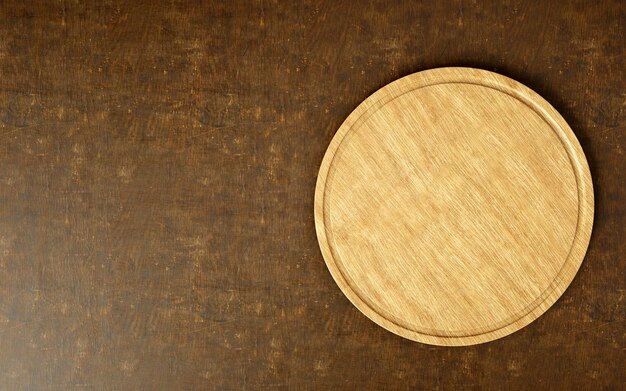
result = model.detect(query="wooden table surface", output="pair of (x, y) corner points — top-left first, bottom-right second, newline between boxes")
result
(0, 1), (623, 389)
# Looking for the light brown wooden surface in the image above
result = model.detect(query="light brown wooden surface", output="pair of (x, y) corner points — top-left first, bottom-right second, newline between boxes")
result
(315, 68), (594, 346)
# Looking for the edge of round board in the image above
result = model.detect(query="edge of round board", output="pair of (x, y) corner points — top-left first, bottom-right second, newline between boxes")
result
(314, 67), (594, 346)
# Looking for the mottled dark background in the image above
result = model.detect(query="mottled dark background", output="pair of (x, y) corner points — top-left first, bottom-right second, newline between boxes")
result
(0, 1), (624, 390)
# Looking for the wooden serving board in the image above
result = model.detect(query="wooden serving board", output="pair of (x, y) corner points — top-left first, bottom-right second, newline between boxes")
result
(314, 67), (594, 346)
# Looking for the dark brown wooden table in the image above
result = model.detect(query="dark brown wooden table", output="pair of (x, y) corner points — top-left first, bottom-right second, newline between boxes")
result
(0, 1), (624, 389)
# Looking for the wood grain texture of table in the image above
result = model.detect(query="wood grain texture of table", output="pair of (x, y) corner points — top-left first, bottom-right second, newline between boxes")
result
(0, 1), (624, 390)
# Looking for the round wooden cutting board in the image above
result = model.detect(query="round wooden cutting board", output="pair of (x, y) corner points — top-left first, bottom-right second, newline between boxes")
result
(314, 67), (594, 346)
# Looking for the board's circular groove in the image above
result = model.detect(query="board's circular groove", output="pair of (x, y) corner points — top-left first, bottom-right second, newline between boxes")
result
(325, 84), (579, 337)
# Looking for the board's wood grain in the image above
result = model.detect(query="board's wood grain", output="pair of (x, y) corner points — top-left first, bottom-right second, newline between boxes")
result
(0, 0), (624, 389)
(315, 68), (593, 345)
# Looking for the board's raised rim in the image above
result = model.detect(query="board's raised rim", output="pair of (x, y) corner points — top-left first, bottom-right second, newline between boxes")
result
(314, 67), (594, 346)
